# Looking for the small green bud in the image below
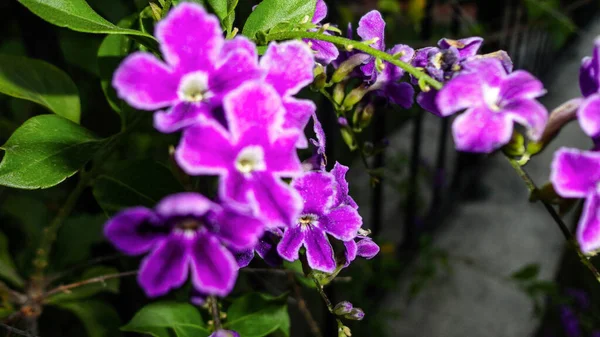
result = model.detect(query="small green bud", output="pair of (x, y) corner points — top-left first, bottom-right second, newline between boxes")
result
(344, 308), (365, 321)
(375, 58), (385, 72)
(502, 131), (525, 157)
(342, 85), (369, 109)
(333, 83), (346, 106)
(331, 54), (370, 83)
(333, 301), (353, 315)
(340, 128), (357, 151)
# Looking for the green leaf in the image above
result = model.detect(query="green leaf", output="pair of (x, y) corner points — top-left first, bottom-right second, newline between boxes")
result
(59, 29), (103, 76)
(53, 214), (105, 269)
(283, 260), (315, 289)
(93, 159), (184, 216)
(225, 292), (290, 337)
(56, 300), (123, 337)
(17, 0), (153, 38)
(47, 266), (120, 304)
(121, 301), (210, 337)
(97, 16), (135, 115)
(0, 54), (80, 123)
(208, 0), (238, 33)
(511, 263), (540, 281)
(242, 0), (316, 39)
(0, 115), (106, 189)
(0, 231), (24, 287)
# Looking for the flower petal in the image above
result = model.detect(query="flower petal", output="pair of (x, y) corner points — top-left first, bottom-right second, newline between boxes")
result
(261, 41), (315, 96)
(417, 90), (442, 116)
(436, 73), (483, 116)
(212, 206), (264, 250)
(550, 148), (600, 198)
(438, 37), (483, 59)
(452, 106), (513, 153)
(155, 3), (223, 72)
(138, 234), (190, 297)
(343, 240), (358, 267)
(383, 82), (414, 109)
(282, 98), (316, 147)
(104, 207), (163, 255)
(304, 228), (336, 273)
(221, 36), (258, 60)
(234, 249), (254, 268)
(277, 226), (305, 261)
(577, 193), (600, 254)
(223, 81), (285, 142)
(190, 233), (238, 296)
(323, 205), (362, 241)
(503, 99), (548, 141)
(266, 131), (304, 176)
(113, 53), (179, 110)
(331, 162), (358, 208)
(462, 58), (506, 87)
(176, 121), (234, 175)
(578, 94), (600, 138)
(312, 0), (327, 23)
(357, 10), (385, 51)
(256, 231), (283, 267)
(153, 102), (212, 133)
(248, 172), (303, 228)
(580, 39), (600, 97)
(292, 171), (336, 214)
(155, 192), (214, 219)
(308, 39), (339, 65)
(209, 49), (261, 99)
(500, 70), (545, 102)
(356, 238), (380, 259)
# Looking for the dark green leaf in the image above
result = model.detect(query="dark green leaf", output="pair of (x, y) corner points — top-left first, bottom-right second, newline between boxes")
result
(242, 0), (316, 39)
(511, 263), (540, 281)
(208, 0), (238, 34)
(53, 214), (105, 269)
(0, 115), (106, 189)
(17, 0), (153, 38)
(0, 231), (24, 287)
(56, 300), (123, 337)
(59, 29), (103, 76)
(121, 301), (210, 337)
(225, 292), (290, 337)
(47, 266), (120, 304)
(93, 159), (183, 216)
(0, 54), (80, 123)
(283, 260), (315, 289)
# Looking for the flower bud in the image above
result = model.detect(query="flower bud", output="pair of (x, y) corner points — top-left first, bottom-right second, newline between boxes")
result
(344, 307), (365, 321)
(331, 54), (370, 83)
(338, 117), (348, 127)
(342, 85), (369, 109)
(353, 103), (375, 129)
(339, 325), (352, 337)
(333, 301), (353, 315)
(333, 83), (346, 106)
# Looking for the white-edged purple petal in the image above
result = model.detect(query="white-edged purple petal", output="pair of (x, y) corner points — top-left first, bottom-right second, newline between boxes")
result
(234, 249), (254, 268)
(212, 207), (264, 250)
(282, 98), (316, 148)
(503, 99), (548, 141)
(462, 58), (506, 88)
(221, 36), (258, 60)
(580, 39), (600, 97)
(323, 205), (362, 241)
(292, 171), (336, 214)
(155, 3), (223, 72)
(210, 330), (240, 337)
(175, 120), (234, 176)
(112, 53), (179, 110)
(155, 192), (214, 219)
(261, 41), (315, 96)
(104, 207), (163, 256)
(356, 237), (379, 259)
(357, 10), (385, 51)
(190, 233), (238, 296)
(304, 228), (336, 273)
(578, 94), (600, 138)
(312, 0), (328, 24)
(138, 233), (190, 297)
(153, 102), (212, 133)
(277, 226), (305, 261)
(209, 49), (262, 100)
(255, 231), (283, 267)
(417, 90), (442, 116)
(577, 193), (600, 254)
(248, 172), (303, 228)
(550, 148), (600, 198)
(383, 82), (414, 108)
(331, 162), (358, 208)
(436, 73), (483, 117)
(265, 132), (304, 176)
(452, 106), (514, 153)
(438, 37), (483, 59)
(343, 240), (358, 267)
(499, 70), (545, 102)
(308, 39), (339, 65)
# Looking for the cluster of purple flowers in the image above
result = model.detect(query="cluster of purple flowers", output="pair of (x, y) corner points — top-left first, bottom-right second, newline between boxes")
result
(105, 2), (378, 302)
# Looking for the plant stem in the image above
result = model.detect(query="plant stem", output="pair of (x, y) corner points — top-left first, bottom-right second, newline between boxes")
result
(43, 270), (138, 298)
(506, 156), (600, 283)
(288, 273), (322, 337)
(209, 296), (222, 330)
(265, 31), (443, 91)
(311, 275), (344, 330)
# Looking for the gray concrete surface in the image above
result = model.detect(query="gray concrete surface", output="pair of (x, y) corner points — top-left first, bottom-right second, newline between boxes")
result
(350, 20), (600, 337)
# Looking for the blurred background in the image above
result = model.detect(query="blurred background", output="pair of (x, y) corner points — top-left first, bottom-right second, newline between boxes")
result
(2, 0), (600, 336)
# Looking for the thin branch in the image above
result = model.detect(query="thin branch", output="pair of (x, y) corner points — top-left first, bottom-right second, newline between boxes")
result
(287, 273), (322, 337)
(311, 275), (344, 330)
(47, 254), (123, 283)
(0, 322), (40, 337)
(208, 296), (222, 330)
(43, 270), (138, 298)
(506, 156), (600, 284)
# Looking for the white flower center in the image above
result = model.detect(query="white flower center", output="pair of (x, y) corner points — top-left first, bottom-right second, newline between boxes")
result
(178, 71), (211, 103)
(298, 214), (318, 230)
(235, 146), (266, 174)
(482, 84), (501, 111)
(174, 218), (203, 239)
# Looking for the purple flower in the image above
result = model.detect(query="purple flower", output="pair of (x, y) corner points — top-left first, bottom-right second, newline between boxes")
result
(560, 306), (582, 337)
(436, 58), (548, 153)
(565, 288), (590, 310)
(175, 82), (303, 228)
(234, 230), (283, 268)
(113, 3), (261, 133)
(304, 0), (339, 65)
(303, 112), (327, 171)
(210, 330), (240, 337)
(343, 236), (380, 267)
(277, 164), (363, 273)
(550, 148), (600, 253)
(577, 39), (600, 141)
(414, 37), (483, 83)
(104, 193), (263, 297)
(354, 10), (415, 108)
(259, 41), (317, 148)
